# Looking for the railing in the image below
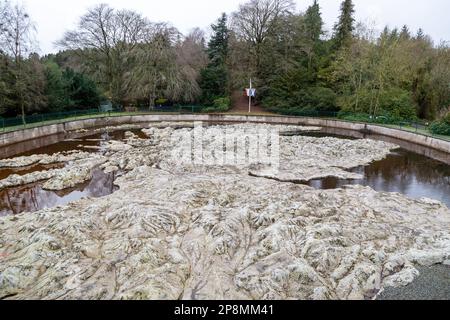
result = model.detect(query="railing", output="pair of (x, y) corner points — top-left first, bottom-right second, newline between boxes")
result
(0, 109), (102, 132)
(1, 108), (449, 142)
(0, 106), (205, 133)
(265, 110), (450, 141)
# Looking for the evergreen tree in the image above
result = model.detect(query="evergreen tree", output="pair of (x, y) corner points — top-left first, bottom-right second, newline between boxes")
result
(200, 13), (230, 105)
(381, 26), (390, 38)
(63, 68), (102, 110)
(301, 1), (326, 74)
(400, 25), (411, 40)
(333, 0), (355, 50)
(44, 58), (102, 112)
(44, 61), (67, 112)
(390, 28), (399, 41)
(304, 0), (323, 42)
(207, 13), (230, 64)
(0, 54), (15, 116)
(416, 28), (425, 40)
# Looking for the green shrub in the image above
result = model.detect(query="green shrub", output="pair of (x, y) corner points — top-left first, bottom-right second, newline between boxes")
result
(155, 98), (168, 106)
(430, 113), (450, 136)
(378, 88), (417, 121)
(203, 97), (231, 113)
(264, 86), (337, 116)
(339, 88), (417, 122)
(430, 122), (450, 136)
(338, 112), (372, 122)
(337, 112), (414, 125)
(444, 113), (450, 124)
(307, 87), (338, 111)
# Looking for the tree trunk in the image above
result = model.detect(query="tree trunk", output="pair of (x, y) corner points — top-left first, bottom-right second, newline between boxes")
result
(15, 64), (26, 126)
(355, 67), (363, 112)
(14, 19), (26, 126)
(149, 94), (155, 110)
(149, 82), (157, 110)
(20, 95), (25, 126)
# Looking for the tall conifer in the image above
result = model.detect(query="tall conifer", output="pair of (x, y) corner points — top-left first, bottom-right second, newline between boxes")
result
(333, 0), (355, 49)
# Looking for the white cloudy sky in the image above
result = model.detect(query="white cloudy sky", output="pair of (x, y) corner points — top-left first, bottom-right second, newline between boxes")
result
(21, 0), (450, 54)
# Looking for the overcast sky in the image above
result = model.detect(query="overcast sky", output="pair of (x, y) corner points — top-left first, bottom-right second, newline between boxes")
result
(21, 0), (450, 54)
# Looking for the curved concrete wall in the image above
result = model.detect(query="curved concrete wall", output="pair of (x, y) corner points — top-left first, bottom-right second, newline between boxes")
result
(1, 114), (449, 154)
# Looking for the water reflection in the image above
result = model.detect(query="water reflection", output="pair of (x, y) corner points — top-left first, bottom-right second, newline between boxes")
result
(0, 169), (119, 216)
(307, 148), (450, 207)
(0, 129), (147, 160)
(1, 126), (449, 216)
(0, 129), (146, 216)
(312, 127), (450, 165)
(0, 163), (64, 180)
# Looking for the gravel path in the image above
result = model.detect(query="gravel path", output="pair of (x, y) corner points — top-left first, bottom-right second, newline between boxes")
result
(378, 264), (450, 300)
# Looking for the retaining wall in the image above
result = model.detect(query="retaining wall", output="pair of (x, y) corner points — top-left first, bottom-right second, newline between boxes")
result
(1, 114), (449, 153)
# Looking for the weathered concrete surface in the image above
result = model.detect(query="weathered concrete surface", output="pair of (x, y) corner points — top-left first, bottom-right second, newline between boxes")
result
(1, 114), (449, 153)
(0, 123), (63, 147)
(158, 124), (398, 182)
(252, 135), (398, 182)
(0, 123), (449, 300)
(0, 151), (93, 169)
(0, 167), (449, 300)
(0, 154), (107, 191)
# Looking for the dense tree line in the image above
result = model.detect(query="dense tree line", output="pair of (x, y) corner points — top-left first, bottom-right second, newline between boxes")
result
(56, 4), (208, 109)
(229, 0), (449, 122)
(0, 0), (102, 121)
(0, 0), (449, 125)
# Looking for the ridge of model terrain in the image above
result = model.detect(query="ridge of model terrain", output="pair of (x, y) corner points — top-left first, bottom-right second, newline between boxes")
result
(0, 123), (449, 300)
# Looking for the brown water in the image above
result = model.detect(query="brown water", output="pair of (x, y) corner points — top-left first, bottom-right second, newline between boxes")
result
(0, 169), (118, 217)
(0, 125), (449, 216)
(0, 129), (144, 216)
(0, 163), (64, 180)
(300, 128), (450, 207)
(0, 128), (148, 159)
(308, 149), (450, 207)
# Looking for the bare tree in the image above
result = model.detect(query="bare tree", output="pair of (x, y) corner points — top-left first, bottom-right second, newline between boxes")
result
(175, 28), (208, 103)
(0, 2), (35, 60)
(0, 0), (10, 37)
(58, 4), (207, 107)
(0, 1), (36, 124)
(231, 0), (295, 88)
(177, 28), (207, 73)
(232, 0), (294, 44)
(57, 4), (150, 105)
